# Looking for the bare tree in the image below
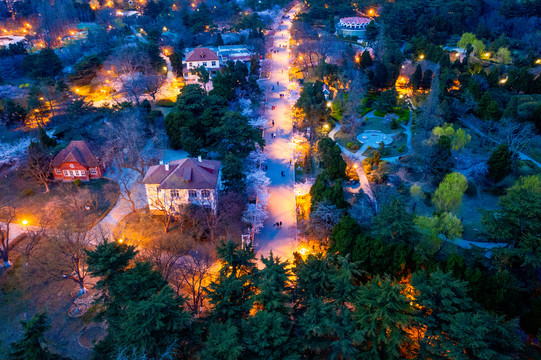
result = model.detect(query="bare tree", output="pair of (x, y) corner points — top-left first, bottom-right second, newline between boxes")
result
(25, 142), (53, 193)
(140, 74), (167, 101)
(141, 233), (191, 281)
(343, 72), (368, 135)
(496, 118), (534, 153)
(107, 110), (153, 177)
(119, 175), (139, 214)
(110, 46), (152, 105)
(23, 218), (49, 260)
(37, 226), (92, 296)
(308, 200), (343, 246)
(173, 247), (214, 314)
(0, 206), (16, 268)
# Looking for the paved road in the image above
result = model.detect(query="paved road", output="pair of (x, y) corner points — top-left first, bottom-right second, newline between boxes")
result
(255, 5), (300, 261)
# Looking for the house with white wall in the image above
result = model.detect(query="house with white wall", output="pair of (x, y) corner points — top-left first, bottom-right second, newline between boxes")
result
(142, 157), (221, 214)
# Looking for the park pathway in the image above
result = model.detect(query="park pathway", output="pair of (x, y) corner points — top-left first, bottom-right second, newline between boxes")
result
(255, 4), (301, 261)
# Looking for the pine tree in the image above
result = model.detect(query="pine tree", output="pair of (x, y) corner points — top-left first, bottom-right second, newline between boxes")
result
(207, 240), (257, 322)
(487, 144), (513, 182)
(373, 198), (418, 245)
(411, 270), (473, 358)
(410, 64), (423, 91)
(353, 275), (413, 359)
(360, 50), (373, 68)
(86, 240), (190, 359)
(9, 312), (68, 360)
(200, 321), (244, 360)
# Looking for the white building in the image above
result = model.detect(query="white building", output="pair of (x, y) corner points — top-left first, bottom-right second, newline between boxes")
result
(183, 48), (220, 78)
(337, 17), (371, 37)
(142, 157), (222, 214)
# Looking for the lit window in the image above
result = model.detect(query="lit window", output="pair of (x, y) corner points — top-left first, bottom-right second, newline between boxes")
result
(55, 169), (61, 175)
(170, 189), (180, 199)
(80, 170), (85, 176)
(201, 189), (210, 198)
(188, 190), (197, 199)
(63, 170), (70, 177)
(89, 168), (98, 175)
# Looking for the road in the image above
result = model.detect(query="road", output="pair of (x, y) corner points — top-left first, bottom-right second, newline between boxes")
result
(254, 5), (300, 261)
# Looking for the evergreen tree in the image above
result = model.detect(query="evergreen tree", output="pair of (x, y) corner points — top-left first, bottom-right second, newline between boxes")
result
(412, 270), (473, 357)
(428, 135), (453, 185)
(207, 240), (257, 323)
(9, 312), (68, 360)
(410, 64), (423, 91)
(360, 50), (373, 68)
(373, 198), (418, 245)
(354, 276), (413, 359)
(243, 253), (297, 359)
(482, 175), (541, 245)
(487, 144), (513, 182)
(86, 239), (190, 359)
(200, 321), (244, 360)
(215, 33), (224, 46)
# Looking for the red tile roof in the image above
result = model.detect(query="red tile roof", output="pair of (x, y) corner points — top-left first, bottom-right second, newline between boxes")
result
(185, 48), (219, 62)
(51, 140), (100, 168)
(143, 158), (221, 190)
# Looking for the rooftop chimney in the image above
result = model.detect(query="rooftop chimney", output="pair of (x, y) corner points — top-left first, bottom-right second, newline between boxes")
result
(198, 155), (202, 163)
(165, 162), (169, 171)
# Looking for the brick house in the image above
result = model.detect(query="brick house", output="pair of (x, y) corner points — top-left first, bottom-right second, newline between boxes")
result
(143, 157), (221, 214)
(51, 140), (103, 182)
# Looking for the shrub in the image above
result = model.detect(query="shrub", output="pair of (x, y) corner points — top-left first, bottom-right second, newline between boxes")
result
(390, 118), (400, 129)
(374, 110), (386, 117)
(350, 143), (360, 151)
(24, 189), (35, 196)
(465, 180), (477, 197)
(398, 145), (406, 153)
(347, 142), (353, 148)
(74, 179), (82, 187)
(156, 99), (175, 107)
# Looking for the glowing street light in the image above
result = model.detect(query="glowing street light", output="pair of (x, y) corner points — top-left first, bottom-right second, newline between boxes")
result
(535, 59), (541, 64)
(484, 52), (490, 58)
(21, 220), (28, 225)
(299, 247), (308, 256)
(368, 9), (374, 16)
(326, 102), (332, 108)
(118, 238), (123, 243)
(419, 54), (425, 60)
(299, 55), (303, 60)
(163, 66), (168, 71)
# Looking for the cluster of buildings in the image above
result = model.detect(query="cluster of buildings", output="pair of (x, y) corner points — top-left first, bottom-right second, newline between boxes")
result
(182, 45), (253, 82)
(50, 140), (221, 212)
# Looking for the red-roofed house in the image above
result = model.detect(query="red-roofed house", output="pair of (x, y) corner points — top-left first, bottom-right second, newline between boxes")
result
(51, 140), (104, 182)
(142, 157), (221, 213)
(183, 48), (220, 74)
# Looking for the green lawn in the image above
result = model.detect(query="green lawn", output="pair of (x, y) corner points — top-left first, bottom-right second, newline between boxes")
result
(334, 130), (362, 153)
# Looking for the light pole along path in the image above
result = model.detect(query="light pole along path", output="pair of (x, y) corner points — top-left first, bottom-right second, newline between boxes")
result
(255, 4), (300, 261)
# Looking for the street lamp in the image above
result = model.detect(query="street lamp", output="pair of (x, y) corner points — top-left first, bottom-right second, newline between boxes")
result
(21, 220), (28, 226)
(419, 54), (425, 60)
(118, 238), (123, 243)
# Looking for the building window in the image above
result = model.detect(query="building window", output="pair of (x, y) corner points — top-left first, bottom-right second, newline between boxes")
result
(63, 170), (70, 177)
(80, 170), (86, 176)
(170, 189), (180, 199)
(203, 62), (207, 66)
(201, 189), (210, 198)
(89, 168), (98, 175)
(188, 190), (197, 199)
(189, 62), (193, 67)
(211, 61), (216, 66)
(55, 169), (61, 175)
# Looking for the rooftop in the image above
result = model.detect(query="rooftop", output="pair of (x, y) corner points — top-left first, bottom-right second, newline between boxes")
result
(143, 158), (221, 190)
(51, 140), (100, 168)
(185, 48), (219, 62)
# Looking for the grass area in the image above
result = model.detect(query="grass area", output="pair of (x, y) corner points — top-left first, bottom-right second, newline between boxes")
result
(0, 170), (119, 229)
(357, 115), (397, 134)
(373, 110), (386, 117)
(0, 253), (93, 360)
(334, 130), (362, 153)
(362, 132), (408, 157)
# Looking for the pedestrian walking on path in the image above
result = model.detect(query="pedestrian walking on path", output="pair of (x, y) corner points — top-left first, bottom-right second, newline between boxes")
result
(272, 119), (275, 126)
